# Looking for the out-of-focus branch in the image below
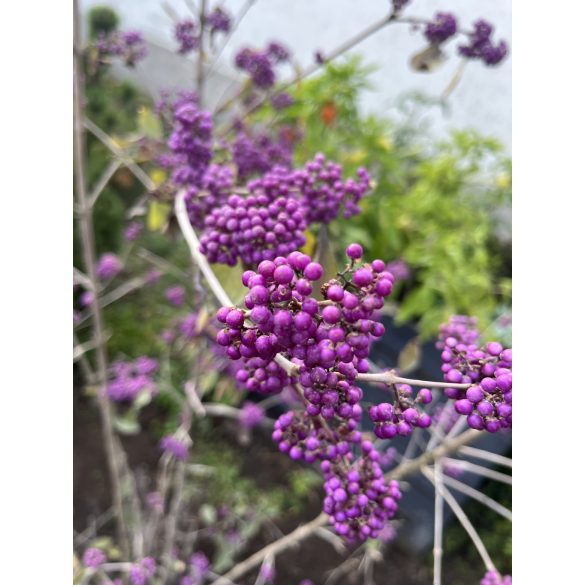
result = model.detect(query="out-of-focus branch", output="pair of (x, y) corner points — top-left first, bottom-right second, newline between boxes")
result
(84, 117), (156, 191)
(422, 467), (496, 571)
(73, 0), (131, 557)
(440, 473), (512, 521)
(433, 462), (444, 585)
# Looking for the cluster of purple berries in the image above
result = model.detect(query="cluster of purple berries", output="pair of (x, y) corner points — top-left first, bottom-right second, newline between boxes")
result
(234, 42), (290, 89)
(107, 357), (159, 402)
(184, 164), (234, 229)
(459, 19), (508, 66)
(214, 245), (403, 540)
(436, 315), (479, 349)
(369, 385), (433, 439)
(129, 557), (156, 585)
(291, 153), (371, 224)
(199, 194), (306, 266)
(322, 441), (402, 542)
(424, 12), (458, 45)
(174, 7), (231, 54)
(207, 7), (231, 34)
(437, 317), (512, 433)
(167, 99), (213, 187)
(481, 570), (512, 585)
(159, 434), (189, 461)
(234, 356), (293, 395)
(96, 252), (123, 280)
(273, 410), (361, 463)
(83, 547), (106, 569)
(231, 129), (294, 180)
(95, 30), (147, 67)
(175, 20), (199, 54)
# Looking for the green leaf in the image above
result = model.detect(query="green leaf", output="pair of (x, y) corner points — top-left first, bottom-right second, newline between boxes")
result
(147, 200), (171, 232)
(137, 106), (163, 139)
(113, 414), (140, 435)
(199, 503), (217, 525)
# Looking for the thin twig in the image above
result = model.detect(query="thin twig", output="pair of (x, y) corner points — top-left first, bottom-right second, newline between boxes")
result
(88, 159), (122, 208)
(422, 467), (496, 571)
(459, 446), (512, 469)
(84, 117), (156, 191)
(207, 0), (257, 76)
(174, 192), (233, 307)
(433, 462), (444, 585)
(442, 458), (513, 486)
(441, 59), (467, 101)
(196, 0), (208, 99)
(439, 473), (512, 521)
(358, 371), (470, 389)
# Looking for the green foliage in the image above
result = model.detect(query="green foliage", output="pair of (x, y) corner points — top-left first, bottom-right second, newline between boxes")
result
(88, 6), (120, 38)
(260, 57), (512, 338)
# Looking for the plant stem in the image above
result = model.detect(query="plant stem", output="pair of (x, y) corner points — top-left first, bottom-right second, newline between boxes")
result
(197, 0), (207, 100)
(422, 467), (496, 571)
(433, 462), (444, 585)
(439, 473), (512, 521)
(73, 0), (131, 555)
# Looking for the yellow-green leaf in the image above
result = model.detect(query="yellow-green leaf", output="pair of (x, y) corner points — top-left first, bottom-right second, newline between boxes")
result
(147, 200), (171, 232)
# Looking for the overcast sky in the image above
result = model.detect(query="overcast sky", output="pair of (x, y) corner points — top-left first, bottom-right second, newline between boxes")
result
(81, 0), (511, 150)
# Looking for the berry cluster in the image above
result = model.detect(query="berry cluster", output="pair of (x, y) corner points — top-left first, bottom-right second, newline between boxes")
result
(165, 285), (186, 307)
(436, 315), (480, 350)
(95, 30), (147, 67)
(207, 7), (231, 34)
(322, 441), (402, 542)
(292, 154), (371, 224)
(124, 221), (143, 241)
(271, 92), (294, 111)
(232, 355), (292, 394)
(214, 245), (403, 540)
(107, 357), (159, 402)
(159, 434), (189, 461)
(129, 557), (156, 585)
(199, 194), (306, 266)
(231, 129), (294, 180)
(175, 20), (199, 54)
(273, 410), (361, 463)
(83, 548), (106, 569)
(369, 385), (433, 439)
(437, 316), (512, 433)
(96, 252), (123, 280)
(184, 164), (234, 229)
(481, 570), (512, 585)
(424, 12), (458, 45)
(239, 401), (265, 429)
(234, 42), (290, 89)
(459, 20), (508, 66)
(168, 99), (213, 187)
(174, 8), (231, 54)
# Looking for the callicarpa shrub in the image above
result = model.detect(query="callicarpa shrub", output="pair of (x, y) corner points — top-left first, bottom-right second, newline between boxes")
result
(74, 0), (511, 583)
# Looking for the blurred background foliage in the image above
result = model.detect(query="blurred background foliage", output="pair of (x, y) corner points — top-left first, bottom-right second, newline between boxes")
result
(254, 58), (511, 338)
